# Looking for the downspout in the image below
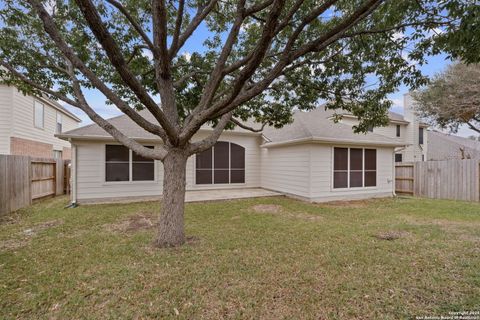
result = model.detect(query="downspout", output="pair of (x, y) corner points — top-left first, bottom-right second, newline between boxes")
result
(67, 139), (78, 208)
(392, 149), (396, 197)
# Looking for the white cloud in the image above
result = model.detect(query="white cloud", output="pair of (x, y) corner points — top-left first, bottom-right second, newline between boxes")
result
(141, 48), (154, 61)
(182, 51), (191, 62)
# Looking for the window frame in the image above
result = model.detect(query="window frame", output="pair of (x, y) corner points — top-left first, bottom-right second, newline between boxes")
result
(34, 100), (44, 129)
(56, 112), (63, 134)
(194, 141), (246, 186)
(395, 153), (403, 163)
(396, 125), (401, 137)
(331, 146), (377, 190)
(104, 144), (157, 184)
(419, 127), (424, 145)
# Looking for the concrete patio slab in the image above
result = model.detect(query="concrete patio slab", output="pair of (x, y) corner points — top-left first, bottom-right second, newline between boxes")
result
(185, 188), (283, 203)
(79, 188), (283, 205)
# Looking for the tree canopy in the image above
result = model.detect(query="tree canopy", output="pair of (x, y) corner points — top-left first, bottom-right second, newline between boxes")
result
(413, 63), (480, 134)
(1, 0), (478, 246)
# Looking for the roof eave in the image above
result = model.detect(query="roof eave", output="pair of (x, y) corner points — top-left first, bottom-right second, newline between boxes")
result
(261, 137), (408, 148)
(38, 97), (82, 122)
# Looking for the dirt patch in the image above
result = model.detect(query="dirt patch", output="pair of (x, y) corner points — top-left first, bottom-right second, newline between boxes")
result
(251, 204), (284, 214)
(319, 200), (370, 208)
(251, 205), (322, 221)
(374, 230), (411, 241)
(22, 220), (63, 237)
(105, 213), (157, 233)
(0, 219), (63, 251)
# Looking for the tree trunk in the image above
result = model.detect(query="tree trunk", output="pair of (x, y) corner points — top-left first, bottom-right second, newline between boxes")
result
(156, 149), (188, 247)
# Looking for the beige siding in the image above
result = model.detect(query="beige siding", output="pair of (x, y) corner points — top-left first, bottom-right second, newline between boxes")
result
(0, 86), (13, 154)
(260, 144), (311, 198)
(309, 145), (395, 202)
(10, 88), (79, 152)
(74, 132), (262, 202)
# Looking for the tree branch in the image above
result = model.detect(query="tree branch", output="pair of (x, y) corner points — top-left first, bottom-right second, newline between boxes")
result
(170, 0), (185, 56)
(67, 64), (167, 160)
(230, 118), (266, 132)
(187, 111), (233, 154)
(168, 0), (219, 59)
(27, 0), (168, 140)
(71, 0), (178, 141)
(105, 0), (155, 52)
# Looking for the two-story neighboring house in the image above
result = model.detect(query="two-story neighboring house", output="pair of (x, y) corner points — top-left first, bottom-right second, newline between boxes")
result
(330, 93), (429, 163)
(0, 84), (81, 159)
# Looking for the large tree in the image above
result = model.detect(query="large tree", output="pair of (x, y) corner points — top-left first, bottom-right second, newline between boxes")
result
(0, 0), (477, 246)
(412, 63), (480, 133)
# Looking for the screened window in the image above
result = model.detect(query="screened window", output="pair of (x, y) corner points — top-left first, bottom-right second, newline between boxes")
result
(105, 145), (154, 182)
(106, 145), (129, 181)
(132, 146), (154, 181)
(396, 125), (401, 137)
(196, 141), (245, 184)
(419, 128), (424, 144)
(34, 101), (44, 129)
(56, 112), (63, 133)
(395, 153), (403, 163)
(333, 147), (376, 188)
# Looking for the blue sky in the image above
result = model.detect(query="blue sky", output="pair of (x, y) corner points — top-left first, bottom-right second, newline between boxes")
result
(62, 24), (477, 138)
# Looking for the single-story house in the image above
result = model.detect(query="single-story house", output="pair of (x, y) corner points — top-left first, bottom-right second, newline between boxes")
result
(57, 108), (406, 204)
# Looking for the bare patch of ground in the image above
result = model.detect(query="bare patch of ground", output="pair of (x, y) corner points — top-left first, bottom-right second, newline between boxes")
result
(251, 204), (284, 214)
(374, 230), (411, 241)
(0, 219), (63, 251)
(105, 213), (157, 233)
(250, 204), (322, 221)
(319, 200), (370, 208)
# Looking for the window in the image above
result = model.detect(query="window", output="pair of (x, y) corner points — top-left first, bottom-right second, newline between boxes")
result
(419, 128), (424, 144)
(333, 147), (376, 188)
(105, 145), (155, 182)
(56, 112), (63, 133)
(106, 145), (130, 181)
(396, 125), (401, 137)
(34, 101), (44, 129)
(395, 153), (403, 162)
(53, 150), (63, 159)
(132, 146), (154, 181)
(367, 125), (374, 132)
(196, 141), (245, 184)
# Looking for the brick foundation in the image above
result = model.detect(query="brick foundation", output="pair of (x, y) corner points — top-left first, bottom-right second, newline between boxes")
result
(10, 136), (53, 158)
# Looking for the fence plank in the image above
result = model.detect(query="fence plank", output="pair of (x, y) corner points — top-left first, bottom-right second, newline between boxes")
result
(0, 155), (68, 216)
(397, 159), (480, 202)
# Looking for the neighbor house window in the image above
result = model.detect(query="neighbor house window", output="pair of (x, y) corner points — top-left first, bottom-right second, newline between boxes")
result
(395, 153), (403, 162)
(34, 101), (44, 129)
(56, 112), (63, 133)
(333, 147), (376, 188)
(396, 125), (401, 137)
(367, 125), (374, 132)
(419, 128), (424, 144)
(196, 141), (245, 184)
(105, 145), (155, 182)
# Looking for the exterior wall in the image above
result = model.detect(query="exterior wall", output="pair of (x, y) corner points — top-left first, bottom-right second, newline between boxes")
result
(309, 145), (395, 202)
(73, 132), (262, 203)
(0, 85), (13, 154)
(0, 85), (80, 157)
(339, 117), (407, 143)
(261, 143), (395, 202)
(10, 136), (53, 158)
(62, 147), (72, 160)
(10, 88), (79, 155)
(260, 144), (311, 199)
(402, 93), (427, 162)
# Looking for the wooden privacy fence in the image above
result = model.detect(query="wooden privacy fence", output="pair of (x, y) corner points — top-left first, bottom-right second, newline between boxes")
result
(0, 155), (71, 216)
(395, 159), (480, 201)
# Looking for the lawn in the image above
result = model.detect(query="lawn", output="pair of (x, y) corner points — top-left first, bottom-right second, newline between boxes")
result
(1, 196), (479, 319)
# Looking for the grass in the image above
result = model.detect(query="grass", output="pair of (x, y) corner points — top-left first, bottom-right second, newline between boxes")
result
(1, 196), (480, 319)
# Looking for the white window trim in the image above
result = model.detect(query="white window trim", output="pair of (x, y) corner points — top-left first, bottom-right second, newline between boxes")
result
(56, 112), (63, 134)
(103, 144), (157, 184)
(331, 146), (378, 191)
(34, 100), (45, 129)
(194, 141), (246, 186)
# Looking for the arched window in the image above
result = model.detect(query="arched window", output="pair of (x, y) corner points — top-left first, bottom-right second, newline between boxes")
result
(196, 141), (245, 184)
